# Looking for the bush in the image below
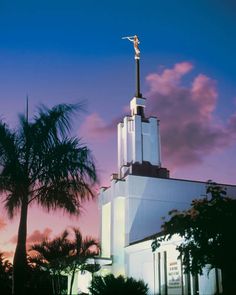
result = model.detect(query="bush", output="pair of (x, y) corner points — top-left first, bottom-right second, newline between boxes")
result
(89, 274), (149, 295)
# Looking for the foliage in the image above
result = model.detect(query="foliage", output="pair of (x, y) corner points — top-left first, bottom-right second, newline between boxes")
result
(152, 181), (236, 294)
(89, 274), (149, 295)
(0, 103), (97, 294)
(30, 229), (73, 295)
(0, 252), (13, 295)
(64, 227), (100, 295)
(25, 261), (54, 295)
(30, 227), (100, 295)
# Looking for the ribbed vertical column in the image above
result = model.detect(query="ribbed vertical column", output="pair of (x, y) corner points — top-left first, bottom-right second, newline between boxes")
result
(117, 122), (122, 176)
(123, 117), (129, 164)
(133, 115), (142, 163)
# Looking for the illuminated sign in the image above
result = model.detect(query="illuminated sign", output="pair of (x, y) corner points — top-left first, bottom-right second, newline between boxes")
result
(168, 261), (181, 288)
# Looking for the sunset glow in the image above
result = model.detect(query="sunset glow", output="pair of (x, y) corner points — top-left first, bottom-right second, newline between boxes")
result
(0, 1), (236, 260)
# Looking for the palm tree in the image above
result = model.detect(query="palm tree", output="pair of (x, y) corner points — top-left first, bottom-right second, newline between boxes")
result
(0, 103), (97, 294)
(30, 227), (100, 295)
(66, 227), (100, 295)
(26, 257), (53, 295)
(0, 252), (13, 295)
(30, 229), (72, 295)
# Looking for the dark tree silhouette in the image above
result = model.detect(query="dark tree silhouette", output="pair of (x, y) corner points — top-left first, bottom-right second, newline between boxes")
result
(0, 103), (97, 294)
(0, 252), (12, 295)
(30, 227), (99, 295)
(30, 229), (72, 295)
(89, 274), (149, 295)
(65, 227), (100, 295)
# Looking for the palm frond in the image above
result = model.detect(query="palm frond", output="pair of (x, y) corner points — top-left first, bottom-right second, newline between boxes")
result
(0, 122), (25, 217)
(31, 103), (83, 146)
(35, 180), (81, 214)
(31, 138), (96, 214)
(32, 138), (96, 185)
(0, 121), (18, 163)
(4, 192), (22, 218)
(81, 237), (100, 256)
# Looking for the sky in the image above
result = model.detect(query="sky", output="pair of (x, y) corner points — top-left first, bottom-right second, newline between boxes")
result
(0, 0), (236, 259)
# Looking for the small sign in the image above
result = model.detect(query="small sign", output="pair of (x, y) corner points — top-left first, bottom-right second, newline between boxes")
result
(168, 261), (181, 288)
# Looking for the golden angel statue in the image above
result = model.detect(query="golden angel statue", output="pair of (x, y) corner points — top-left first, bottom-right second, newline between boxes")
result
(122, 35), (140, 59)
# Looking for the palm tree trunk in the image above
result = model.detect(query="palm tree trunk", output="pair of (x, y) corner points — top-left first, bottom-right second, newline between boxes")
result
(69, 263), (77, 295)
(57, 274), (61, 295)
(52, 275), (55, 295)
(58, 273), (61, 295)
(12, 199), (28, 295)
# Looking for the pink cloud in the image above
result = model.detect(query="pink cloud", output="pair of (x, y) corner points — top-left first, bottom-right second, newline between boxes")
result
(0, 217), (6, 230)
(3, 251), (14, 259)
(9, 227), (52, 246)
(228, 113), (236, 133)
(146, 62), (236, 168)
(79, 113), (120, 141)
(146, 62), (193, 95)
(27, 227), (52, 244)
(9, 235), (17, 244)
(79, 62), (236, 172)
(191, 74), (217, 120)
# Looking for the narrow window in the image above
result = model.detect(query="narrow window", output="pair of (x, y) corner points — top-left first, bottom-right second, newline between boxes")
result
(186, 272), (191, 295)
(164, 251), (168, 295)
(192, 274), (199, 295)
(158, 252), (161, 294)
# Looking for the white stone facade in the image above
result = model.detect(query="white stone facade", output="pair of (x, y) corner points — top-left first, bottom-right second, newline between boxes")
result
(68, 93), (236, 294)
(126, 235), (223, 295)
(118, 97), (161, 178)
(99, 174), (236, 294)
(98, 94), (236, 294)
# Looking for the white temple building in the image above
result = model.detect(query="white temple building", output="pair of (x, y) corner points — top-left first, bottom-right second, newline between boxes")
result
(98, 92), (236, 295)
(68, 38), (236, 295)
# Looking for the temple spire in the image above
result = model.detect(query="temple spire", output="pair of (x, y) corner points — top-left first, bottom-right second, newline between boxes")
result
(122, 35), (142, 98)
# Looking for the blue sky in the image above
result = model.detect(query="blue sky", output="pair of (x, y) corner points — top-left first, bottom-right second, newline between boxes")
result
(0, 1), (236, 122)
(1, 1), (236, 104)
(0, 0), (236, 257)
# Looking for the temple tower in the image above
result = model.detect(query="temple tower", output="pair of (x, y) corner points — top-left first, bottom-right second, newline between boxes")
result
(118, 35), (168, 179)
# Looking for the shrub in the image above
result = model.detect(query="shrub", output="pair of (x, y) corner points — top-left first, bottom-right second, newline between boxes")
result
(89, 274), (148, 295)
